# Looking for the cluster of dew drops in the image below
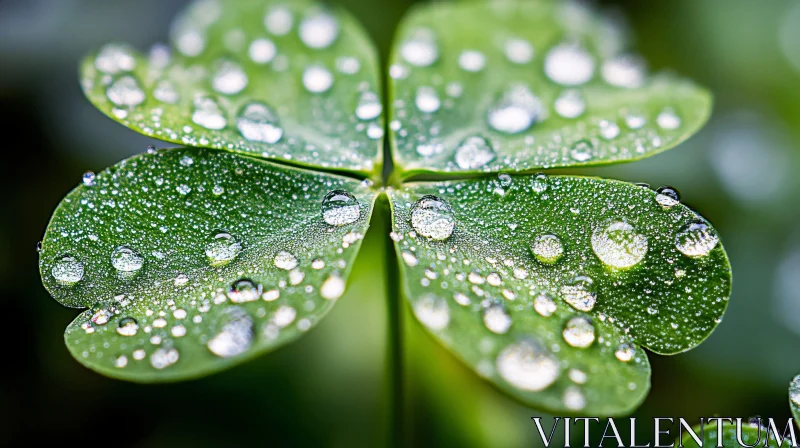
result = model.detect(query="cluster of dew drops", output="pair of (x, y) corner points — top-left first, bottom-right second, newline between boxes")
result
(89, 3), (383, 169)
(397, 177), (719, 411)
(43, 154), (365, 371)
(391, 22), (685, 170)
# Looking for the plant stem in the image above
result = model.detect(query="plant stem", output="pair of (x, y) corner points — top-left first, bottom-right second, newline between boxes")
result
(382, 196), (405, 447)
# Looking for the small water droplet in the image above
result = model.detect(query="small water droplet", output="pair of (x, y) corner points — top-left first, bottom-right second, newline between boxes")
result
(116, 317), (139, 336)
(562, 316), (595, 348)
(599, 119), (620, 140)
(400, 29), (438, 67)
(207, 307), (254, 358)
(150, 348), (180, 369)
(303, 65), (333, 93)
(487, 84), (543, 134)
(675, 221), (719, 257)
(36, 241), (43, 253)
(91, 308), (113, 325)
(355, 91), (382, 121)
(504, 38), (534, 64)
(655, 186), (680, 209)
(106, 76), (145, 107)
(205, 230), (242, 266)
(533, 292), (557, 317)
(249, 38), (277, 64)
(192, 96), (227, 130)
(236, 102), (283, 144)
(454, 135), (496, 170)
(459, 49), (486, 71)
(615, 343), (635, 362)
(274, 251), (298, 270)
(569, 139), (594, 162)
(415, 86), (440, 113)
(790, 375), (800, 406)
(563, 386), (587, 411)
(568, 368), (587, 384)
(322, 190), (360, 226)
(560, 276), (597, 312)
(264, 6), (293, 35)
(413, 294), (450, 330)
(601, 54), (645, 88)
(531, 234), (564, 264)
(496, 339), (560, 391)
(531, 173), (548, 193)
(299, 11), (339, 49)
(656, 107), (681, 130)
(320, 275), (345, 300)
(545, 42), (595, 86)
(111, 246), (144, 272)
(483, 302), (512, 334)
(554, 89), (586, 118)
(410, 195), (455, 241)
(228, 279), (261, 303)
(115, 355), (128, 368)
(153, 79), (180, 104)
(624, 112), (646, 129)
(82, 171), (96, 186)
(95, 43), (136, 74)
(212, 59), (248, 95)
(591, 220), (648, 268)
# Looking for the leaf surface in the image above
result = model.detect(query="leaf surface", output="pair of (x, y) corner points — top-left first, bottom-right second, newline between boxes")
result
(39, 147), (377, 381)
(680, 422), (788, 447)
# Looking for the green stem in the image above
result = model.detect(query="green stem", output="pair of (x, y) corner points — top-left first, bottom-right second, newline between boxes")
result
(382, 196), (405, 447)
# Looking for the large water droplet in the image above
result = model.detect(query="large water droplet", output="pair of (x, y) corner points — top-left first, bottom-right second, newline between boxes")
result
(400, 29), (438, 67)
(116, 317), (139, 336)
(192, 96), (227, 130)
(496, 339), (560, 391)
(205, 230), (242, 266)
(675, 221), (719, 257)
(320, 275), (345, 300)
(299, 11), (339, 49)
(531, 234), (564, 264)
(107, 76), (145, 107)
(487, 84), (543, 134)
(236, 102), (283, 144)
(454, 135), (496, 170)
(212, 60), (248, 95)
(410, 195), (455, 241)
(655, 186), (680, 209)
(207, 307), (253, 358)
(413, 294), (450, 330)
(533, 292), (557, 317)
(483, 302), (512, 334)
(273, 251), (298, 270)
(544, 43), (595, 86)
(302, 65), (333, 93)
(322, 190), (360, 226)
(111, 246), (144, 272)
(591, 220), (648, 269)
(562, 316), (595, 348)
(228, 279), (261, 303)
(560, 276), (597, 312)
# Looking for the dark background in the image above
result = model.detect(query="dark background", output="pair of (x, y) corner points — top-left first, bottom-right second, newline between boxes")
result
(2, 0), (799, 446)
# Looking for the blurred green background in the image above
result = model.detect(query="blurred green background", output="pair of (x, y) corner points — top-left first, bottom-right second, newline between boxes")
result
(2, 0), (799, 446)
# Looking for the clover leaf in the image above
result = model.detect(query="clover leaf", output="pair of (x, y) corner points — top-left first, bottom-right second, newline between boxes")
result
(39, 0), (731, 418)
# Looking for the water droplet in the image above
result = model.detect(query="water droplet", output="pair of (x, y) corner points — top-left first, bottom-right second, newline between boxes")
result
(615, 343), (635, 362)
(483, 302), (512, 334)
(91, 308), (113, 325)
(355, 91), (382, 121)
(264, 6), (293, 35)
(554, 89), (586, 118)
(249, 38), (277, 64)
(150, 348), (180, 369)
(562, 316), (595, 348)
(655, 186), (680, 209)
(302, 65), (333, 93)
(656, 108), (681, 130)
(790, 375), (800, 406)
(95, 43), (136, 74)
(110, 246), (144, 273)
(453, 292), (471, 306)
(36, 241), (43, 253)
(107, 76), (145, 107)
(228, 279), (261, 303)
(544, 42), (595, 86)
(212, 60), (248, 95)
(411, 195), (455, 241)
(274, 251), (298, 270)
(533, 292), (557, 317)
(299, 11), (339, 49)
(496, 339), (560, 391)
(531, 234), (564, 264)
(192, 96), (227, 130)
(82, 171), (96, 186)
(459, 49), (486, 72)
(115, 355), (128, 368)
(413, 294), (450, 330)
(320, 275), (345, 300)
(563, 386), (587, 411)
(569, 368), (588, 384)
(504, 38), (534, 64)
(400, 29), (438, 67)
(601, 55), (645, 88)
(207, 307), (254, 358)
(531, 173), (548, 193)
(415, 86), (440, 113)
(487, 84), (543, 134)
(560, 276), (597, 312)
(599, 120), (620, 140)
(153, 79), (179, 104)
(569, 139), (594, 162)
(236, 102), (283, 144)
(624, 112), (646, 129)
(591, 220), (648, 268)
(116, 317), (139, 336)
(205, 231), (242, 266)
(675, 221), (719, 257)
(454, 135), (496, 170)
(322, 190), (360, 226)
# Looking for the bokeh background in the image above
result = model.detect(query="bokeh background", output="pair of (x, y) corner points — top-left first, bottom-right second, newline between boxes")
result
(2, 0), (799, 446)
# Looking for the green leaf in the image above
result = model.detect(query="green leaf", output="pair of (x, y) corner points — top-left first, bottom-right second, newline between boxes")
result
(80, 0), (383, 177)
(388, 0), (711, 179)
(39, 147), (377, 381)
(388, 173), (730, 414)
(791, 375), (800, 425)
(680, 422), (788, 447)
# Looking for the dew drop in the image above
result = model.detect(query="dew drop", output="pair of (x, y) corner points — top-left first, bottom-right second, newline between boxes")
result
(212, 60), (248, 95)
(150, 348), (180, 369)
(656, 108), (681, 130)
(274, 251), (298, 270)
(483, 302), (512, 334)
(207, 307), (253, 358)
(459, 49), (486, 72)
(531, 234), (564, 264)
(554, 89), (586, 118)
(322, 190), (360, 226)
(410, 195), (455, 241)
(205, 230), (242, 266)
(675, 221), (719, 257)
(504, 38), (534, 64)
(264, 6), (293, 35)
(400, 29), (438, 67)
(599, 119), (620, 140)
(601, 54), (645, 88)
(320, 275), (345, 300)
(111, 246), (144, 272)
(533, 292), (557, 317)
(91, 308), (113, 325)
(228, 279), (261, 303)
(615, 343), (635, 362)
(236, 102), (283, 144)
(249, 38), (277, 64)
(82, 171), (96, 186)
(591, 220), (648, 269)
(560, 276), (597, 312)
(116, 317), (139, 336)
(299, 11), (339, 49)
(531, 173), (548, 193)
(413, 294), (450, 330)
(496, 339), (560, 391)
(487, 84), (543, 134)
(544, 43), (595, 86)
(655, 186), (680, 209)
(106, 76), (145, 107)
(562, 316), (595, 348)
(790, 375), (800, 406)
(95, 43), (136, 74)
(115, 355), (128, 368)
(564, 386), (587, 411)
(415, 86), (441, 113)
(355, 91), (382, 121)
(303, 65), (333, 93)
(454, 135), (496, 170)
(153, 79), (180, 104)
(570, 139), (594, 162)
(192, 96), (227, 130)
